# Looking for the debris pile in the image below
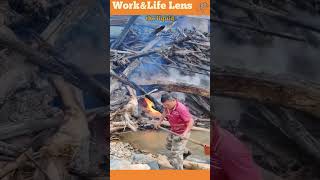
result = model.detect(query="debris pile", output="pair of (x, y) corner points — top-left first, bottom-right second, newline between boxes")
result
(110, 15), (210, 170)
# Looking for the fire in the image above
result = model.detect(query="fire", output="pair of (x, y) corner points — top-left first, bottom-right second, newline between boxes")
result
(143, 98), (162, 117)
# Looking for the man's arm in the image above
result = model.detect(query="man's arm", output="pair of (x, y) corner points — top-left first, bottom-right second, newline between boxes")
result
(181, 118), (193, 137)
(155, 111), (166, 129)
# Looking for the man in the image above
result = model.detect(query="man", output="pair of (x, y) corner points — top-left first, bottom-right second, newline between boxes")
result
(212, 120), (263, 180)
(154, 93), (194, 170)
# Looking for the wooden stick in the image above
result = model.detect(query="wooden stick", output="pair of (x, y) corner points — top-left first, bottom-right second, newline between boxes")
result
(158, 126), (205, 147)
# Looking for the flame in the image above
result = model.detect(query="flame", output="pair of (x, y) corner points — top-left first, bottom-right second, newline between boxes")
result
(144, 98), (161, 117)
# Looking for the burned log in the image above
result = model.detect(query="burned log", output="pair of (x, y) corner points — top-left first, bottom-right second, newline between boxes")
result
(137, 80), (210, 97)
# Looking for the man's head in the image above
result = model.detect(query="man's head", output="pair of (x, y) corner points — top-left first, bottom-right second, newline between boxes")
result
(161, 93), (177, 110)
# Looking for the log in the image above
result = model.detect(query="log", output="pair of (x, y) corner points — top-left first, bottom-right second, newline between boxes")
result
(213, 65), (320, 119)
(111, 122), (128, 127)
(122, 59), (141, 77)
(189, 95), (210, 114)
(111, 16), (139, 49)
(183, 160), (210, 170)
(110, 126), (125, 133)
(137, 80), (210, 97)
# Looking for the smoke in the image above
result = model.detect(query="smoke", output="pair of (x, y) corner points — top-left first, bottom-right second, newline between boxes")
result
(165, 68), (210, 88)
(172, 92), (186, 102)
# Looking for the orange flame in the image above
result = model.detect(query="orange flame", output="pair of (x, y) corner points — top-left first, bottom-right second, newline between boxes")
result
(144, 98), (161, 117)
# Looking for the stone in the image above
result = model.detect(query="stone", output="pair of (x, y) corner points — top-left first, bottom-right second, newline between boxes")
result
(132, 153), (156, 164)
(157, 154), (173, 169)
(110, 159), (131, 170)
(128, 164), (151, 170)
(147, 161), (160, 170)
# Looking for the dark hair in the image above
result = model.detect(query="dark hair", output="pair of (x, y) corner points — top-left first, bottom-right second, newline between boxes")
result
(161, 92), (176, 103)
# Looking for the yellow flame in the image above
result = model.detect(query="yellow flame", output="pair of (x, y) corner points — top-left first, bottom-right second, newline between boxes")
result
(144, 98), (161, 117)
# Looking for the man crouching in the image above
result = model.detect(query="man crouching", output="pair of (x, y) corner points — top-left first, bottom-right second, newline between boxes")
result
(154, 93), (194, 169)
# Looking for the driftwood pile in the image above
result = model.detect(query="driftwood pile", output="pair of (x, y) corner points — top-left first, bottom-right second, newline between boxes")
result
(0, 0), (107, 179)
(110, 16), (210, 135)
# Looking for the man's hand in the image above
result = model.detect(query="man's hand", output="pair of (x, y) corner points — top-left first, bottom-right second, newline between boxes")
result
(181, 131), (189, 139)
(154, 122), (161, 129)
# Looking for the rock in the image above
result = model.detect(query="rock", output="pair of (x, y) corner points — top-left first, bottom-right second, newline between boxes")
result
(183, 160), (210, 170)
(110, 142), (134, 160)
(157, 154), (173, 169)
(128, 164), (151, 170)
(110, 159), (131, 170)
(132, 153), (156, 164)
(185, 155), (209, 164)
(147, 161), (160, 170)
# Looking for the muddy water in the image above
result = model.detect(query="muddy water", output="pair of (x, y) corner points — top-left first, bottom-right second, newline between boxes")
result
(119, 130), (210, 162)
